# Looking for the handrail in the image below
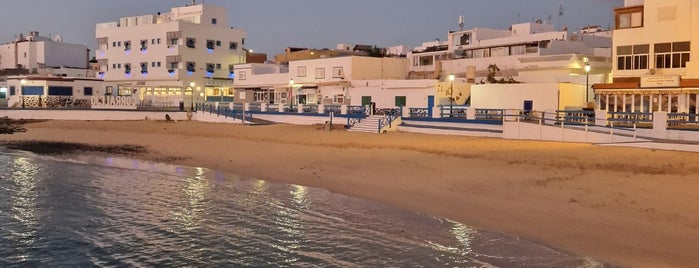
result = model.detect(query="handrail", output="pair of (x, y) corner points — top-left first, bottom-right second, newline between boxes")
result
(377, 107), (402, 133)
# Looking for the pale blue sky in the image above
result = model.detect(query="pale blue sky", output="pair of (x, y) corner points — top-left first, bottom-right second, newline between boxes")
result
(0, 0), (622, 55)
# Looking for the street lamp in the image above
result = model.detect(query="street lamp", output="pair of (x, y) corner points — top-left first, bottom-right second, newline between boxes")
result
(448, 74), (455, 117)
(584, 57), (591, 105)
(289, 79), (294, 111)
(189, 81), (195, 111)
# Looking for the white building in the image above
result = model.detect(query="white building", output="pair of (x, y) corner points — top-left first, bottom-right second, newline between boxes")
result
(408, 22), (612, 86)
(0, 31), (88, 71)
(233, 56), (452, 109)
(594, 0), (699, 114)
(4, 75), (118, 109)
(95, 3), (247, 109)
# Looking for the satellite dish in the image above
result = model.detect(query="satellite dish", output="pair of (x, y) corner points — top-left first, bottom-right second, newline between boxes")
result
(53, 34), (63, 43)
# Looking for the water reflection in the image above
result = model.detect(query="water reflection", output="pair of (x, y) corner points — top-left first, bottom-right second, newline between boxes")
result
(173, 167), (210, 231)
(8, 157), (41, 262)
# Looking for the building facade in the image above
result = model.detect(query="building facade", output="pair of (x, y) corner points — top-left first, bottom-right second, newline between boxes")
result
(407, 22), (612, 89)
(95, 3), (247, 109)
(594, 0), (699, 114)
(0, 31), (88, 71)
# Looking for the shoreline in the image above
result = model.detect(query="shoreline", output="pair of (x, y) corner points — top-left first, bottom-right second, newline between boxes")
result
(3, 120), (699, 267)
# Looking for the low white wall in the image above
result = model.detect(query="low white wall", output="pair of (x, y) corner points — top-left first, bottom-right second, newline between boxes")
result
(503, 121), (649, 143)
(0, 109), (189, 121)
(254, 114), (333, 125)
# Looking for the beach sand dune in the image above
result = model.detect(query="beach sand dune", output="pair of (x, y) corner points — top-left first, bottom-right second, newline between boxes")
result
(3, 120), (699, 267)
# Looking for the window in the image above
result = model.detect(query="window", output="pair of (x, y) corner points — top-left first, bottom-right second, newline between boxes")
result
(186, 62), (196, 72)
(140, 62), (148, 74)
(170, 38), (178, 46)
(113, 63), (117, 69)
(211, 18), (217, 25)
(170, 62), (179, 69)
(216, 40), (221, 46)
(186, 38), (196, 48)
(140, 39), (148, 51)
(216, 63), (221, 69)
(206, 40), (215, 50)
(334, 94), (344, 104)
(655, 41), (691, 69)
(206, 63), (215, 73)
(152, 62), (156, 68)
(332, 67), (344, 78)
(117, 41), (121, 47)
(157, 62), (161, 67)
(453, 33), (471, 46)
(617, 44), (649, 70)
(106, 86), (113, 95)
(297, 66), (307, 77)
(84, 87), (93, 96)
(616, 6), (643, 29)
(315, 68), (325, 79)
(151, 39), (156, 45)
(124, 41), (131, 51)
(157, 38), (161, 44)
(229, 42), (238, 50)
(112, 41), (117, 47)
(124, 63), (131, 74)
(10, 86), (16, 96)
(395, 96), (407, 107)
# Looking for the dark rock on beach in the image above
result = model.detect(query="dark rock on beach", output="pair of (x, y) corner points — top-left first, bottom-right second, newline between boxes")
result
(2, 141), (147, 156)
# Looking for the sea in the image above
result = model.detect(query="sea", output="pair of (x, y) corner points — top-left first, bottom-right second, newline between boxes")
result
(0, 148), (603, 267)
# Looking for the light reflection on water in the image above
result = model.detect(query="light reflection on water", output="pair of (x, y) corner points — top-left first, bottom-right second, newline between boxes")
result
(0, 149), (604, 267)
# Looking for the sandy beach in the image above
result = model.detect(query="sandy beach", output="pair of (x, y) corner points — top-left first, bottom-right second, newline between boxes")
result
(2, 119), (699, 267)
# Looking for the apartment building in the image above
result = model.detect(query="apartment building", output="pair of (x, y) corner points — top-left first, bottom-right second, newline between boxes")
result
(95, 3), (246, 109)
(594, 0), (699, 113)
(0, 31), (88, 71)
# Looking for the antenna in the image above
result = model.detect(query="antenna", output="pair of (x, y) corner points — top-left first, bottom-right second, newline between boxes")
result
(458, 15), (465, 31)
(558, 4), (564, 31)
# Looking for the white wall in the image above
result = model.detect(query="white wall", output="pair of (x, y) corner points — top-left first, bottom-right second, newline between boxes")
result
(348, 79), (436, 108)
(472, 83), (585, 111)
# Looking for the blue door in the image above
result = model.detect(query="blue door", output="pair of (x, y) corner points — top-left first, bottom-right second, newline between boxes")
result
(427, 95), (435, 117)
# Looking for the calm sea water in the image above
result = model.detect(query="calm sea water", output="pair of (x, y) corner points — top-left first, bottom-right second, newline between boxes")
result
(0, 149), (602, 267)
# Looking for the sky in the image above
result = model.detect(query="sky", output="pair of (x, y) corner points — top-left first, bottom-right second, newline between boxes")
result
(0, 0), (623, 56)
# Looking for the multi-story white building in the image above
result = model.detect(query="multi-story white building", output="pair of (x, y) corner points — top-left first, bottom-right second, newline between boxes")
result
(0, 31), (88, 71)
(594, 0), (699, 114)
(95, 3), (246, 109)
(408, 22), (612, 85)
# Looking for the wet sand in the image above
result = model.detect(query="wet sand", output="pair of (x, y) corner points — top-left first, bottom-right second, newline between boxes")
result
(2, 120), (699, 267)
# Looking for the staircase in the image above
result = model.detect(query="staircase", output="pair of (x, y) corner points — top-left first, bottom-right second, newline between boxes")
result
(347, 115), (382, 133)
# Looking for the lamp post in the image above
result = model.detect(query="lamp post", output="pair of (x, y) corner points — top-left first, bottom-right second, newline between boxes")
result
(189, 81), (195, 111)
(289, 79), (294, 111)
(584, 57), (591, 105)
(448, 74), (455, 117)
(20, 79), (26, 108)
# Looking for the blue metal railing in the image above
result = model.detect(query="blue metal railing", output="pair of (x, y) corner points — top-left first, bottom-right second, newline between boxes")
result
(607, 111), (652, 127)
(324, 105), (342, 114)
(439, 105), (469, 118)
(555, 110), (595, 125)
(377, 107), (402, 133)
(474, 109), (504, 121)
(196, 103), (253, 122)
(409, 108), (430, 118)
